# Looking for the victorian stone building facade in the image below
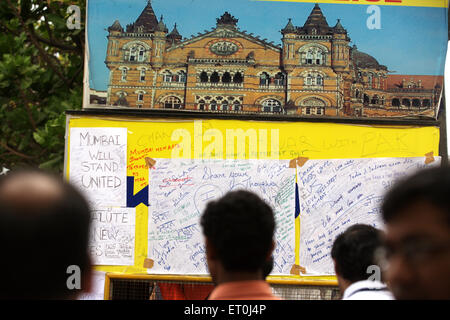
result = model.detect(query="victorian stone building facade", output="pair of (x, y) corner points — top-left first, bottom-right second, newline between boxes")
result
(102, 1), (442, 118)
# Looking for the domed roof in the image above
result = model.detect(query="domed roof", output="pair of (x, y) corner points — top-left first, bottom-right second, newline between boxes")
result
(352, 46), (387, 71)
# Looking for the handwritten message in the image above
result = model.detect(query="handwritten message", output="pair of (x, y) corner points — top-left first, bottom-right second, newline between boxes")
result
(148, 159), (296, 275)
(297, 156), (441, 275)
(69, 127), (127, 208)
(89, 207), (135, 266)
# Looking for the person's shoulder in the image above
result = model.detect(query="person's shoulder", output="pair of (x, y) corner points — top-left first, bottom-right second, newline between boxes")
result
(343, 280), (394, 300)
(345, 290), (394, 300)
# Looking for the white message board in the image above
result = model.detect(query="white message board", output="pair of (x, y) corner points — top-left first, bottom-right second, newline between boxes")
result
(69, 127), (127, 208)
(89, 207), (135, 266)
(297, 156), (441, 275)
(147, 159), (296, 275)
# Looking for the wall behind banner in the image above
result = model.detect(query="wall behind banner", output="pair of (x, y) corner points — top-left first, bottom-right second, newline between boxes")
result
(65, 113), (440, 283)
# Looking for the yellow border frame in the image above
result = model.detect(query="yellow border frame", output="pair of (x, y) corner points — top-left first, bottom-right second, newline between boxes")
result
(65, 114), (439, 296)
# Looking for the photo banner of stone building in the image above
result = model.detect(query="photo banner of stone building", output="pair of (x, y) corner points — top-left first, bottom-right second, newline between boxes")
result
(84, 0), (448, 120)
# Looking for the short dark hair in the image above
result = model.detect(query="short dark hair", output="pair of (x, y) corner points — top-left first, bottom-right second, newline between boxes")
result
(0, 169), (92, 299)
(200, 190), (275, 272)
(382, 166), (450, 225)
(331, 224), (383, 283)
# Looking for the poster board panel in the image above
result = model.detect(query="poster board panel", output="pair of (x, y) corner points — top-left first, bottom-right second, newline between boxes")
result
(65, 114), (440, 283)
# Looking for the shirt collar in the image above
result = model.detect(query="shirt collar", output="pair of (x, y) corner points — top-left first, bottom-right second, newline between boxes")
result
(343, 280), (388, 299)
(208, 280), (276, 300)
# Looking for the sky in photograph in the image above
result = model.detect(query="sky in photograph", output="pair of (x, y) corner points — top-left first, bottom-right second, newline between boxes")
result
(87, 0), (448, 91)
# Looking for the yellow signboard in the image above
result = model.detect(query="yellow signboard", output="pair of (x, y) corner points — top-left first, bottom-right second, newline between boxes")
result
(257, 0), (448, 8)
(66, 114), (439, 283)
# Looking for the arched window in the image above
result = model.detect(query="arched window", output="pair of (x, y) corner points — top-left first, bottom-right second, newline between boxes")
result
(306, 50), (314, 64)
(222, 100), (229, 111)
(402, 98), (411, 108)
(233, 72), (243, 83)
(392, 98), (400, 107)
(137, 92), (144, 102)
(316, 51), (323, 65)
(260, 72), (270, 86)
(125, 44), (146, 62)
(163, 71), (172, 82)
(371, 95), (379, 105)
(301, 97), (326, 116)
(163, 96), (182, 109)
(367, 73), (373, 89)
(200, 71), (208, 83)
(138, 47), (145, 62)
(423, 99), (431, 108)
(304, 72), (323, 87)
(233, 100), (241, 111)
(174, 71), (186, 83)
(364, 94), (370, 104)
(121, 68), (127, 82)
(129, 47), (137, 62)
(262, 99), (281, 113)
(412, 99), (421, 108)
(198, 99), (205, 111)
(140, 69), (146, 82)
(302, 47), (325, 65)
(274, 72), (285, 86)
(210, 72), (220, 83)
(210, 100), (218, 111)
(316, 74), (323, 86)
(222, 72), (231, 83)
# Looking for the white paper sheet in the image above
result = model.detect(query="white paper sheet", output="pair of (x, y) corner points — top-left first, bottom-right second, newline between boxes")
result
(148, 159), (296, 275)
(69, 127), (127, 208)
(297, 156), (441, 275)
(89, 207), (135, 266)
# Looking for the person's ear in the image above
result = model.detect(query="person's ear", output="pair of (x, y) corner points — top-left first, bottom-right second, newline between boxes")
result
(332, 258), (339, 276)
(205, 238), (217, 260)
(266, 239), (275, 260)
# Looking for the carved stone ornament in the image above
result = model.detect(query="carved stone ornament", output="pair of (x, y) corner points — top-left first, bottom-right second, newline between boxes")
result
(210, 41), (238, 56)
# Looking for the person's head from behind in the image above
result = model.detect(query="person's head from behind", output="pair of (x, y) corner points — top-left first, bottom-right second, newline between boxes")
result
(381, 166), (450, 300)
(0, 169), (92, 299)
(200, 190), (275, 284)
(331, 224), (383, 293)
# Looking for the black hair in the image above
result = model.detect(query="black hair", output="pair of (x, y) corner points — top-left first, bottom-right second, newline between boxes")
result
(382, 166), (450, 225)
(331, 224), (383, 283)
(0, 169), (92, 299)
(262, 256), (274, 279)
(200, 190), (275, 273)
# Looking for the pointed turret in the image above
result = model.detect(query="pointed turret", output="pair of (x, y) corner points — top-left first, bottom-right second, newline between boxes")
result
(156, 15), (168, 33)
(127, 0), (159, 33)
(333, 19), (346, 34)
(167, 23), (182, 43)
(281, 18), (296, 35)
(331, 16), (351, 72)
(301, 3), (331, 35)
(108, 20), (123, 33)
(152, 15), (167, 70)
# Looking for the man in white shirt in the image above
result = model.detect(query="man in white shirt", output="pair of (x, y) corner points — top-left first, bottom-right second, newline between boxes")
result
(331, 224), (394, 300)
